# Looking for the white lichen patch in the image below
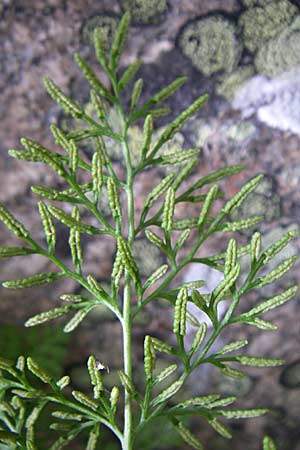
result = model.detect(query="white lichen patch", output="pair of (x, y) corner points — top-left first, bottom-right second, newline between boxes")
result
(232, 69), (300, 135)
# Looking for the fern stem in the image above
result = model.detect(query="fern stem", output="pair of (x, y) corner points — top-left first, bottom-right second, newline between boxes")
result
(122, 278), (133, 450)
(112, 71), (135, 450)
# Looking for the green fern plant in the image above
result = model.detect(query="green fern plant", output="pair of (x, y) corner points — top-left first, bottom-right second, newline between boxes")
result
(0, 12), (297, 450)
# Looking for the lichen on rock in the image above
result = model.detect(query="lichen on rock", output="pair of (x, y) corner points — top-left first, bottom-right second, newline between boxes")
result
(178, 15), (242, 77)
(216, 65), (255, 101)
(120, 0), (167, 24)
(239, 0), (298, 53)
(255, 16), (300, 77)
(240, 0), (274, 7)
(224, 121), (256, 142)
(184, 118), (214, 148)
(81, 15), (118, 49)
(233, 69), (300, 135)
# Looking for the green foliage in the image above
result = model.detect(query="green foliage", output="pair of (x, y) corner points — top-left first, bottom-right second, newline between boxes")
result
(0, 12), (298, 450)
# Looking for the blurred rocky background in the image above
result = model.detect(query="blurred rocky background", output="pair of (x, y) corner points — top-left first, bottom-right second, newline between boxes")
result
(0, 0), (300, 449)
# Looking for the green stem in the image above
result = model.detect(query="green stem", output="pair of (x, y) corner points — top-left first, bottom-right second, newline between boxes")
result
(122, 278), (133, 450)
(140, 381), (151, 425)
(112, 72), (135, 450)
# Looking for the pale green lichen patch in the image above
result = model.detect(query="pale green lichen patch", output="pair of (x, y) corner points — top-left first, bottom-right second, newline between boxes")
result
(178, 15), (242, 77)
(120, 0), (167, 24)
(224, 121), (256, 142)
(216, 66), (255, 101)
(240, 0), (274, 7)
(255, 16), (300, 77)
(82, 15), (118, 49)
(239, 0), (298, 53)
(185, 118), (214, 147)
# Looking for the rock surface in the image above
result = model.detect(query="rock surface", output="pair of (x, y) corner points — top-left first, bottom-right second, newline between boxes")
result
(0, 1), (300, 449)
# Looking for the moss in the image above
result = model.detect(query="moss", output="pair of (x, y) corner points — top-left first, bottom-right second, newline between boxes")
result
(216, 66), (255, 101)
(178, 15), (242, 77)
(81, 15), (118, 49)
(255, 16), (300, 77)
(120, 0), (167, 24)
(239, 0), (298, 53)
